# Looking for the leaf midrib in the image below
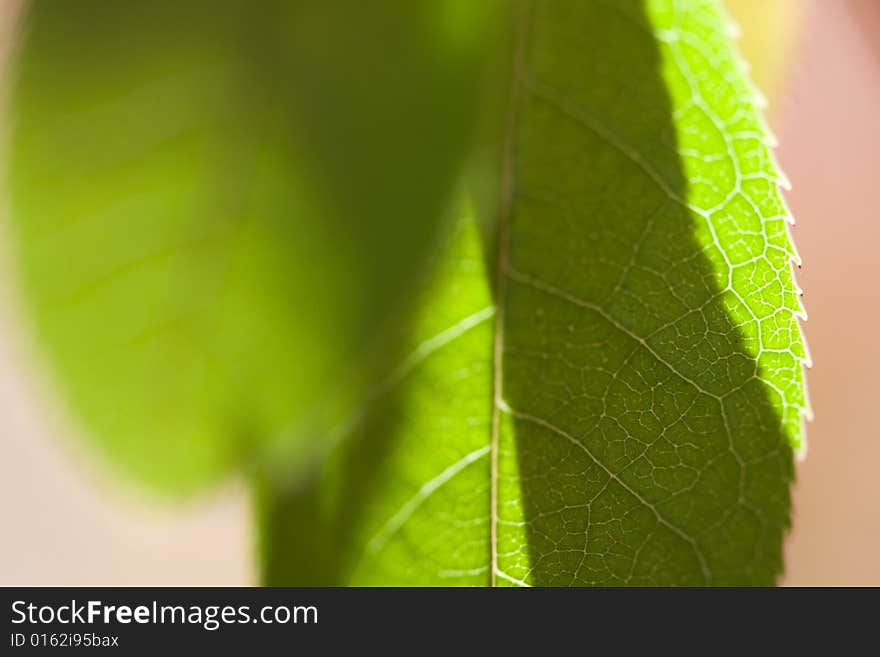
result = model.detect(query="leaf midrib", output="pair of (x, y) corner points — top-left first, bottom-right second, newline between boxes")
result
(489, 0), (532, 588)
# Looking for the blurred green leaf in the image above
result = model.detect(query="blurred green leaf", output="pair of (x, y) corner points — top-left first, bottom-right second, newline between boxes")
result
(6, 0), (500, 493)
(260, 0), (808, 585)
(258, 214), (495, 584)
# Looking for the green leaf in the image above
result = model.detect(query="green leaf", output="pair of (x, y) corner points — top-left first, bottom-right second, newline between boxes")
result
(260, 0), (808, 586)
(258, 216), (495, 585)
(6, 0), (499, 493)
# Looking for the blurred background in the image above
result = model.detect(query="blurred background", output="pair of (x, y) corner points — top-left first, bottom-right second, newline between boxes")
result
(1, 0), (878, 585)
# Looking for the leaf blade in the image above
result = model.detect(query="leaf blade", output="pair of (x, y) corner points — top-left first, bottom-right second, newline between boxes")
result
(6, 0), (497, 493)
(261, 0), (807, 586)
(495, 0), (806, 586)
(258, 217), (495, 585)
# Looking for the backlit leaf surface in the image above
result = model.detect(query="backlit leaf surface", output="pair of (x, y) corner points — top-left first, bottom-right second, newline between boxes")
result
(6, 0), (497, 493)
(260, 0), (808, 586)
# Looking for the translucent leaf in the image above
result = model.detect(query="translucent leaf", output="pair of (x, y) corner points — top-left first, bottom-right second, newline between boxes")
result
(6, 0), (498, 493)
(260, 0), (808, 586)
